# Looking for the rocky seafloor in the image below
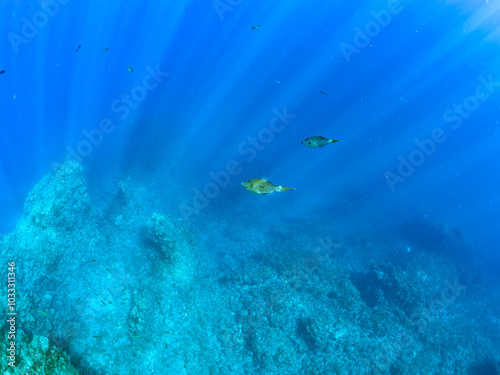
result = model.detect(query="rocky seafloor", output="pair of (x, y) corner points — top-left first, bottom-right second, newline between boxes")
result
(1, 160), (499, 374)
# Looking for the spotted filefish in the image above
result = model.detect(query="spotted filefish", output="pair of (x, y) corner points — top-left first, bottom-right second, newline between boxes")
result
(301, 136), (341, 148)
(241, 179), (295, 195)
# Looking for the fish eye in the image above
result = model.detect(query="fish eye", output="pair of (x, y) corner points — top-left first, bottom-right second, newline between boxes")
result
(308, 142), (311, 145)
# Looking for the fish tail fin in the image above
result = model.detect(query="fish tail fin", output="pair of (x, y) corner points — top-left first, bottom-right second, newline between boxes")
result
(277, 186), (296, 192)
(328, 139), (342, 143)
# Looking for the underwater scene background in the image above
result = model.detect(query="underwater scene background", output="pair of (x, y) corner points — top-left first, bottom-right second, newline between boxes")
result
(1, 0), (499, 374)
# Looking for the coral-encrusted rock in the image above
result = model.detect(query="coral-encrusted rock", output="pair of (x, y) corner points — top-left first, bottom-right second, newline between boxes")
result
(23, 160), (91, 231)
(145, 212), (198, 283)
(145, 212), (194, 260)
(0, 331), (80, 374)
(24, 160), (90, 230)
(4, 160), (100, 265)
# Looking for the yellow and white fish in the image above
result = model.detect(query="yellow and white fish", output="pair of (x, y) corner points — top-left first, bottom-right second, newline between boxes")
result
(241, 178), (295, 195)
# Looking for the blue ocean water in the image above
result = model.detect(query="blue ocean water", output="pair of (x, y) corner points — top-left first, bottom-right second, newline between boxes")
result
(1, 1), (499, 374)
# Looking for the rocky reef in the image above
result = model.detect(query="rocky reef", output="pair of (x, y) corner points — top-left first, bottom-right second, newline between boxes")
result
(0, 160), (499, 374)
(0, 330), (79, 375)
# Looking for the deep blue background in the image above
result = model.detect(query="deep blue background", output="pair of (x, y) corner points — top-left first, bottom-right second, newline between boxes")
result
(1, 1), (498, 270)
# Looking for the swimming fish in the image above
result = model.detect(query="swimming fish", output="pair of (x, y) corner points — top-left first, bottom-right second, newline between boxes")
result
(241, 178), (295, 195)
(320, 91), (328, 96)
(301, 136), (341, 148)
(76, 44), (81, 52)
(127, 66), (133, 73)
(101, 48), (109, 52)
(252, 25), (261, 30)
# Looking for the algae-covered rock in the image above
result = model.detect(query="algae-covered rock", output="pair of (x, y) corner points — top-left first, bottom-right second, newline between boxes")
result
(0, 331), (79, 375)
(0, 161), (101, 374)
(145, 212), (194, 260)
(24, 160), (91, 231)
(145, 212), (198, 283)
(2, 160), (100, 267)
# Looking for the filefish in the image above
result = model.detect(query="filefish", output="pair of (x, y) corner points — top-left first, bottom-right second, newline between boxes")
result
(301, 136), (341, 148)
(252, 25), (261, 30)
(127, 67), (133, 73)
(241, 179), (295, 195)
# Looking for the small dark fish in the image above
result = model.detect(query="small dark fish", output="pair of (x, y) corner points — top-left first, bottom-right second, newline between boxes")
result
(127, 67), (133, 73)
(76, 44), (81, 52)
(0, 70), (5, 74)
(252, 25), (260, 30)
(320, 91), (328, 96)
(302, 136), (341, 148)
(101, 48), (109, 52)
